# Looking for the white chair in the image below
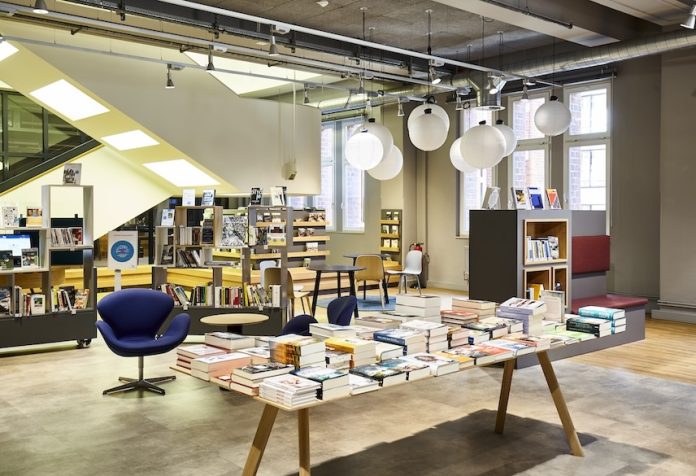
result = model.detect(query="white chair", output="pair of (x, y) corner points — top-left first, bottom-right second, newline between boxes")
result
(258, 260), (278, 289)
(386, 250), (423, 295)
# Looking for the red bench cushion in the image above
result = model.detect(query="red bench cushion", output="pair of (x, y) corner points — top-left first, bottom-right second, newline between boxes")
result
(571, 294), (648, 314)
(572, 235), (610, 274)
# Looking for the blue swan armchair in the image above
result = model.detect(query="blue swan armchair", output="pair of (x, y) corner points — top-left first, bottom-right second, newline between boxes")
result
(96, 288), (190, 396)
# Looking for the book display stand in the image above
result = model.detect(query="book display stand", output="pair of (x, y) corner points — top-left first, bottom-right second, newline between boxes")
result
(379, 209), (402, 264)
(0, 185), (97, 349)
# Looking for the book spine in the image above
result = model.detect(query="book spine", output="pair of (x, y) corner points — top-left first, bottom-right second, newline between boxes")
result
(373, 335), (407, 346)
(578, 309), (623, 320)
(565, 322), (603, 334)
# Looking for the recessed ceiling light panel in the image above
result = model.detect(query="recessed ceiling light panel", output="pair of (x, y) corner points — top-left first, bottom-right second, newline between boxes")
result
(102, 130), (159, 151)
(0, 41), (19, 62)
(143, 159), (219, 186)
(30, 79), (109, 121)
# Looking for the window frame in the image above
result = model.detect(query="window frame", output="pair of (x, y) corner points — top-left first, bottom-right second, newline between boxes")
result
(562, 80), (612, 213)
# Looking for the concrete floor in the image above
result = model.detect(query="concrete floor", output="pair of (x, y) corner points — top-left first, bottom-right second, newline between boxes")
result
(2, 336), (696, 476)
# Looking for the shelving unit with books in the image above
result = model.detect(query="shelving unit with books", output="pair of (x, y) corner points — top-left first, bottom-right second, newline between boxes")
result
(0, 184), (97, 350)
(469, 210), (571, 309)
(380, 209), (402, 263)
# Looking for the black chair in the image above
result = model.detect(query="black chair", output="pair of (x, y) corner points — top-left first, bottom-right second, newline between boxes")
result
(280, 314), (318, 336)
(96, 288), (190, 396)
(327, 296), (357, 326)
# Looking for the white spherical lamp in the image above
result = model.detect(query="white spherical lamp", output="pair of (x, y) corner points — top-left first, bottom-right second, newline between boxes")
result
(449, 137), (476, 173)
(408, 108), (448, 151)
(534, 95), (572, 136)
(345, 127), (383, 170)
(459, 121), (506, 169)
(368, 145), (403, 180)
(364, 118), (394, 162)
(494, 119), (518, 157)
(407, 103), (450, 132)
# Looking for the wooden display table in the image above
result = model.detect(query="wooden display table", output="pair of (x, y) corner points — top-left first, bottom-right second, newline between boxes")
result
(240, 350), (583, 475)
(200, 313), (269, 333)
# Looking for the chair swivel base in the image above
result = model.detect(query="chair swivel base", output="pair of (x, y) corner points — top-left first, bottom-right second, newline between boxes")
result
(103, 375), (176, 396)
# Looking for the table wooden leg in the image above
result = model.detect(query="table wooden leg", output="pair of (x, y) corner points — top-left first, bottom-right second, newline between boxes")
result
(311, 271), (321, 317)
(298, 408), (310, 476)
(348, 271), (359, 317)
(537, 351), (584, 457)
(242, 404), (279, 476)
(495, 358), (516, 434)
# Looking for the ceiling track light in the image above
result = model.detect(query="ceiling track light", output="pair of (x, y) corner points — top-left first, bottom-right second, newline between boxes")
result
(206, 47), (215, 72)
(165, 64), (175, 89)
(268, 29), (279, 56)
(429, 66), (441, 85)
(521, 84), (529, 101)
(455, 93), (464, 111)
(681, 4), (696, 29)
(33, 0), (48, 14)
(397, 97), (405, 117)
(303, 84), (310, 104)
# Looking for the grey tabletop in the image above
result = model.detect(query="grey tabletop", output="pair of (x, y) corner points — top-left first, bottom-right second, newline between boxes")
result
(307, 263), (365, 272)
(343, 253), (390, 260)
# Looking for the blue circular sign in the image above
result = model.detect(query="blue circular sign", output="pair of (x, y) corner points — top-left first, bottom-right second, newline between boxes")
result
(111, 240), (135, 263)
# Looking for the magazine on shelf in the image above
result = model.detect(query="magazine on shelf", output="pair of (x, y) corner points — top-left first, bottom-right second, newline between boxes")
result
(200, 189), (216, 206)
(546, 188), (562, 209)
(527, 187), (545, 209)
(2, 206), (19, 228)
(182, 189), (195, 206)
(511, 187), (529, 209)
(25, 207), (43, 227)
(160, 209), (175, 226)
(221, 214), (248, 247)
(250, 187), (263, 205)
(269, 186), (285, 206)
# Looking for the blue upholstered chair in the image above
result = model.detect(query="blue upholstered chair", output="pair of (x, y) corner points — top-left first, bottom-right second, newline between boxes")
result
(327, 296), (357, 326)
(96, 288), (190, 396)
(280, 314), (318, 336)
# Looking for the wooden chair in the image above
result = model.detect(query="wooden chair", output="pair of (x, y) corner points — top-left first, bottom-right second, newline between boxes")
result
(264, 268), (311, 316)
(354, 254), (388, 306)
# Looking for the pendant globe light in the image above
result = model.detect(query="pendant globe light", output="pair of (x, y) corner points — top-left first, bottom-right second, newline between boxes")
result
(534, 95), (571, 136)
(364, 118), (393, 162)
(408, 102), (450, 133)
(449, 138), (476, 173)
(459, 120), (506, 169)
(409, 108), (448, 151)
(345, 124), (384, 171)
(368, 145), (403, 180)
(494, 119), (517, 157)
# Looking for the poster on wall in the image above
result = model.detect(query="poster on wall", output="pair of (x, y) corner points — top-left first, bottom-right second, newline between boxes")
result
(107, 231), (138, 270)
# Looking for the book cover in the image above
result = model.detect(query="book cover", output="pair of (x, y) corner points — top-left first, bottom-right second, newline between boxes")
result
(349, 364), (406, 384)
(401, 353), (459, 376)
(511, 187), (528, 209)
(546, 188), (561, 209)
(261, 374), (321, 393)
(73, 289), (90, 310)
(30, 294), (46, 315)
(250, 187), (263, 205)
(378, 357), (431, 381)
(182, 189), (195, 206)
(200, 189), (216, 206)
(481, 186), (500, 210)
(2, 206), (19, 228)
(0, 287), (11, 314)
(21, 248), (39, 268)
(292, 367), (349, 389)
(25, 207), (43, 227)
(160, 245), (174, 265)
(62, 164), (81, 185)
(232, 362), (294, 380)
(348, 373), (380, 395)
(269, 186), (285, 206)
(161, 209), (175, 226)
(221, 215), (247, 247)
(527, 187), (545, 209)
(70, 227), (83, 245)
(0, 250), (13, 270)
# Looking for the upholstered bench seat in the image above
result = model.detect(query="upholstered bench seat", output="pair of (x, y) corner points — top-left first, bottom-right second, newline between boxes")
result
(571, 294), (649, 314)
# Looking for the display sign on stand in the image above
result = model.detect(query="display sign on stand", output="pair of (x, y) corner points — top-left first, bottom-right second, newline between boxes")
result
(107, 231), (138, 291)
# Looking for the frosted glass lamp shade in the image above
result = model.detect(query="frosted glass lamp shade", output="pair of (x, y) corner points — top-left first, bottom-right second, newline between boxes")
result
(534, 95), (571, 136)
(407, 103), (450, 132)
(449, 138), (476, 173)
(368, 145), (403, 180)
(364, 119), (394, 162)
(345, 129), (384, 170)
(408, 109), (448, 151)
(459, 123), (506, 169)
(494, 120), (518, 157)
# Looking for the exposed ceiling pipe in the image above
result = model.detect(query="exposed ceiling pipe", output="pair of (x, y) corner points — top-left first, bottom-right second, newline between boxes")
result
(506, 27), (696, 78)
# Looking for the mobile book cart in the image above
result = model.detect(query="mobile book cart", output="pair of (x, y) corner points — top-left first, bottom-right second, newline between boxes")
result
(226, 348), (584, 475)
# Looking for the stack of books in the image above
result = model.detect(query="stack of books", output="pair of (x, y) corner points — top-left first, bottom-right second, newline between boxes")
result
(434, 347), (475, 369)
(353, 315), (401, 330)
(578, 306), (627, 334)
(175, 344), (226, 370)
(292, 367), (351, 401)
(348, 374), (381, 395)
(324, 337), (376, 368)
(205, 332), (256, 351)
(565, 315), (612, 337)
(451, 298), (496, 320)
(401, 352), (459, 376)
(238, 345), (271, 364)
(373, 328), (426, 355)
(497, 297), (547, 336)
(222, 362), (294, 395)
(393, 294), (442, 322)
(259, 374), (321, 407)
(447, 326), (470, 348)
(374, 342), (406, 361)
(309, 323), (357, 339)
(378, 357), (431, 381)
(480, 338), (536, 358)
(482, 317), (524, 334)
(439, 308), (479, 327)
(269, 334), (326, 368)
(350, 363), (407, 387)
(190, 352), (252, 381)
(505, 333), (551, 352)
(325, 349), (352, 370)
(461, 320), (508, 342)
(400, 319), (449, 352)
(441, 344), (512, 365)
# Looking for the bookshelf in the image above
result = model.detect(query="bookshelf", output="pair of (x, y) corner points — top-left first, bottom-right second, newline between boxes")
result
(469, 210), (571, 308)
(380, 209), (402, 263)
(0, 184), (97, 350)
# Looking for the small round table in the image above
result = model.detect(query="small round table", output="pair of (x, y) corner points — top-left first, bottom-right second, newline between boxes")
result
(307, 263), (365, 318)
(200, 313), (269, 333)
